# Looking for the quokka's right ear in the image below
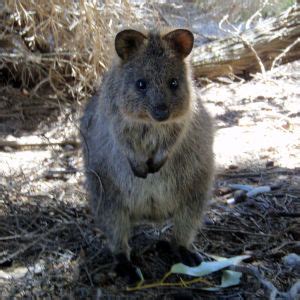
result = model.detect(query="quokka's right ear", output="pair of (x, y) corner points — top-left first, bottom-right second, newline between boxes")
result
(162, 29), (194, 58)
(115, 29), (147, 60)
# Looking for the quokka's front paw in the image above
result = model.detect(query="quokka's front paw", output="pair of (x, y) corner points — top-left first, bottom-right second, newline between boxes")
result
(128, 157), (167, 178)
(128, 160), (149, 178)
(146, 156), (167, 174)
(128, 150), (168, 178)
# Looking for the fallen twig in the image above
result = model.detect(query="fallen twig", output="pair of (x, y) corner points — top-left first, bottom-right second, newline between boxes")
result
(229, 265), (281, 299)
(126, 271), (211, 292)
(0, 139), (80, 149)
(219, 168), (300, 178)
(229, 265), (300, 300)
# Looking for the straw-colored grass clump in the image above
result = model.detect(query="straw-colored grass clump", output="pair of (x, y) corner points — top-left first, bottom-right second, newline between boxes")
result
(0, 0), (134, 103)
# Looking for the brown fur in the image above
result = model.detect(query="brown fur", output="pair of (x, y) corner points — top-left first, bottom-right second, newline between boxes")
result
(80, 28), (214, 259)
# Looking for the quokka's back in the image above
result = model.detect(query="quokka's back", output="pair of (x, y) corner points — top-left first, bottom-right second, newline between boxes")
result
(81, 28), (214, 280)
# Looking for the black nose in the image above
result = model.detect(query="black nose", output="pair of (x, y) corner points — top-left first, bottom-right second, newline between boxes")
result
(151, 104), (170, 121)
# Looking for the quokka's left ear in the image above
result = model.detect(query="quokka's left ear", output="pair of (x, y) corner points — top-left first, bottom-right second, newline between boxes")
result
(162, 29), (194, 58)
(115, 29), (147, 60)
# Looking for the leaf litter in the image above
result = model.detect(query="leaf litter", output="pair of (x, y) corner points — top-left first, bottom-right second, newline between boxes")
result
(0, 1), (299, 299)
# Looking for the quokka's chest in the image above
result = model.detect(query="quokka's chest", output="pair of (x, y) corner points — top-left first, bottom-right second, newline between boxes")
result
(122, 123), (181, 151)
(123, 125), (159, 152)
(128, 171), (180, 222)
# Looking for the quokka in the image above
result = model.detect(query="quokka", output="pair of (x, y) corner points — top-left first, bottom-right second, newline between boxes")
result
(81, 28), (214, 276)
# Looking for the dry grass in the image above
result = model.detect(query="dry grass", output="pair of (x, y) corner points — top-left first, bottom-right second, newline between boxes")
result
(0, 0), (135, 103)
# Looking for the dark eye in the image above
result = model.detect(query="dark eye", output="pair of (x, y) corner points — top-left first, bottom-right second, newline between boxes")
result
(136, 79), (147, 90)
(169, 78), (178, 90)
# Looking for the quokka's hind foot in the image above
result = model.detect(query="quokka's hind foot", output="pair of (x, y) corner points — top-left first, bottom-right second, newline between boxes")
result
(114, 253), (142, 284)
(155, 240), (202, 267)
(177, 245), (202, 266)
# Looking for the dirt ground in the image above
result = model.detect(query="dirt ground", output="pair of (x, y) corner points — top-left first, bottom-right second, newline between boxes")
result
(0, 61), (299, 299)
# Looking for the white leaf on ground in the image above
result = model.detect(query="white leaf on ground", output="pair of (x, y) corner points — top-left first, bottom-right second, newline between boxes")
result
(170, 255), (249, 277)
(203, 270), (243, 291)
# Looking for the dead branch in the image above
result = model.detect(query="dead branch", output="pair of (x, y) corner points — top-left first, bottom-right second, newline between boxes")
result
(192, 4), (300, 78)
(219, 168), (300, 178)
(229, 265), (281, 299)
(0, 139), (79, 149)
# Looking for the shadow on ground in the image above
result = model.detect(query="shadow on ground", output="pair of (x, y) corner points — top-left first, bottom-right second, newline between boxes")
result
(1, 61), (299, 298)
(0, 163), (299, 299)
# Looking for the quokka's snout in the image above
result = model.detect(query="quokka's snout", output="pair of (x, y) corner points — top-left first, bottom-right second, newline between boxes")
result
(150, 103), (170, 121)
(121, 85), (191, 124)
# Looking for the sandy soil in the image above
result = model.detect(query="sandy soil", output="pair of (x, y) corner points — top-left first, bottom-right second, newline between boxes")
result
(0, 61), (299, 299)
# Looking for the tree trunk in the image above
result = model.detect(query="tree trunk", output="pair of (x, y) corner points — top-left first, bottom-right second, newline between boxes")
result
(192, 4), (300, 79)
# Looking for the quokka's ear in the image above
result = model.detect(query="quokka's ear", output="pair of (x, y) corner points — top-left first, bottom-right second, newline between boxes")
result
(162, 29), (194, 58)
(115, 29), (147, 60)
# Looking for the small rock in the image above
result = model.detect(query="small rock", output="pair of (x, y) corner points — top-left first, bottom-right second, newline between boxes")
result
(280, 120), (290, 130)
(22, 88), (29, 96)
(282, 253), (300, 269)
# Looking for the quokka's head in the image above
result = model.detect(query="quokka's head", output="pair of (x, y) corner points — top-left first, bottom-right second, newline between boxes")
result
(114, 28), (194, 123)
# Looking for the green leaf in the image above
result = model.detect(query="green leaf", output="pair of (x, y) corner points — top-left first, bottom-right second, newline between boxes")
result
(170, 255), (249, 277)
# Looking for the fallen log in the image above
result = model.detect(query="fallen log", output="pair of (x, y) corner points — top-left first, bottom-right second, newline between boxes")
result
(192, 4), (300, 79)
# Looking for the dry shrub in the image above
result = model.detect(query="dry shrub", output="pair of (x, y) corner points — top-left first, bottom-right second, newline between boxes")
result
(0, 0), (135, 103)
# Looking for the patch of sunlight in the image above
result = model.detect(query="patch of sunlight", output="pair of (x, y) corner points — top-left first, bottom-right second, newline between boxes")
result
(0, 150), (52, 176)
